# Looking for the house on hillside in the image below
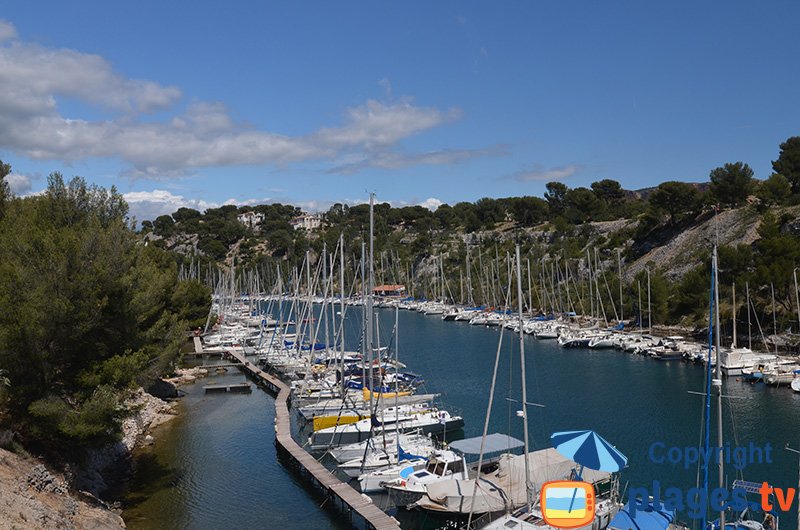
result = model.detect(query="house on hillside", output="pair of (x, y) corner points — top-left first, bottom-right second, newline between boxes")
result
(237, 211), (264, 230)
(290, 213), (322, 231)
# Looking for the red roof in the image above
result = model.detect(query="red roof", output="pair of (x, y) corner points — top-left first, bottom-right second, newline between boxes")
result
(373, 284), (406, 291)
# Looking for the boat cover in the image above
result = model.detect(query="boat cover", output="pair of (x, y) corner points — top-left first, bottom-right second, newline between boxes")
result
(419, 448), (609, 514)
(449, 433), (524, 454)
(608, 501), (675, 530)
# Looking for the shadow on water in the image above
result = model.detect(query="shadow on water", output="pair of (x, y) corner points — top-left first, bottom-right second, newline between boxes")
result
(122, 451), (184, 509)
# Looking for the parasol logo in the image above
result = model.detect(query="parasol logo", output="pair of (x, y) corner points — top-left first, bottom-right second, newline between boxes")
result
(541, 480), (596, 529)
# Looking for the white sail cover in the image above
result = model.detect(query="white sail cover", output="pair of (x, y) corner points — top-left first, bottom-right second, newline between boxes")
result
(418, 448), (610, 514)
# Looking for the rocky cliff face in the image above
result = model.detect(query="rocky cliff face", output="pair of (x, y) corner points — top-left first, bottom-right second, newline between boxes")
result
(0, 448), (126, 529)
(0, 386), (179, 529)
(75, 388), (178, 498)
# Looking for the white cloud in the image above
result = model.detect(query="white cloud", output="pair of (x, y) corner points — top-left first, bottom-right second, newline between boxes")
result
(0, 25), (488, 178)
(418, 197), (443, 211)
(0, 20), (16, 42)
(510, 164), (580, 182)
(329, 145), (507, 174)
(0, 40), (180, 118)
(5, 173), (31, 194)
(0, 20), (503, 180)
(123, 189), (220, 221)
(313, 99), (462, 151)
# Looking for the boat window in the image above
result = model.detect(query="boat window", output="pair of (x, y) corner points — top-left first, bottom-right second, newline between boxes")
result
(426, 462), (436, 473)
(434, 462), (446, 475)
(414, 471), (429, 478)
(449, 459), (464, 474)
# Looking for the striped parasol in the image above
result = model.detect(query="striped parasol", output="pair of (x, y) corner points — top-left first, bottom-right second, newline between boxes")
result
(550, 430), (628, 472)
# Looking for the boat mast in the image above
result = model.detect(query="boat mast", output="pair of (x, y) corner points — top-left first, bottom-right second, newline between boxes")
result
(746, 281), (752, 350)
(618, 248), (624, 322)
(647, 268), (652, 334)
(516, 245), (533, 510)
(367, 193), (375, 408)
(638, 281), (643, 333)
(340, 234), (346, 398)
(713, 244), (725, 530)
(732, 282), (737, 348)
(466, 245), (474, 306)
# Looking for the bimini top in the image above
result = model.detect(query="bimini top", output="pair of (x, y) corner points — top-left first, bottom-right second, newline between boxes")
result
(449, 433), (524, 455)
(609, 501), (675, 530)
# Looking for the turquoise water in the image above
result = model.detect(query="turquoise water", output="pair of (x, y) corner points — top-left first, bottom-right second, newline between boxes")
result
(124, 307), (800, 529)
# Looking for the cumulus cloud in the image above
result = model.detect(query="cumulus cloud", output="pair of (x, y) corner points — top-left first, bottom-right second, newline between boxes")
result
(418, 197), (443, 211)
(329, 145), (507, 174)
(0, 40), (180, 118)
(510, 164), (581, 182)
(0, 21), (495, 179)
(5, 173), (32, 194)
(123, 189), (220, 221)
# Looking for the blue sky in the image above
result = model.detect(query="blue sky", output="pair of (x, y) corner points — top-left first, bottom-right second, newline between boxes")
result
(1, 1), (798, 220)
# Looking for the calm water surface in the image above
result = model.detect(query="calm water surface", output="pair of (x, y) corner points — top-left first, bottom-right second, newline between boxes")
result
(124, 307), (800, 529)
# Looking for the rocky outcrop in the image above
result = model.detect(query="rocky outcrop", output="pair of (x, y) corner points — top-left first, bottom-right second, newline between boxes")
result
(75, 389), (177, 498)
(0, 448), (125, 529)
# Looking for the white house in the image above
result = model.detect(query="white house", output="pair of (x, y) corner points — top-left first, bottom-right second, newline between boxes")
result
(237, 211), (265, 229)
(290, 213), (322, 231)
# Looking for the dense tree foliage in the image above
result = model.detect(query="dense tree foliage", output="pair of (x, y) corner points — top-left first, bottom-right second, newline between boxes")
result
(709, 162), (755, 207)
(648, 181), (702, 225)
(0, 167), (210, 451)
(772, 136), (800, 194)
(756, 173), (792, 207)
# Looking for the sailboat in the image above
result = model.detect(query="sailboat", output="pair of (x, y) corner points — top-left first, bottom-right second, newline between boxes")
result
(413, 247), (620, 525)
(310, 195), (464, 451)
(704, 244), (779, 530)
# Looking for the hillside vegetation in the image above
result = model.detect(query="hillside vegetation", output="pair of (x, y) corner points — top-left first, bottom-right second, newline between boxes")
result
(143, 137), (800, 338)
(0, 166), (211, 465)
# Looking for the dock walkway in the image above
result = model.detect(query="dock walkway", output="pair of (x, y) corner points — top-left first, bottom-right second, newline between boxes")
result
(225, 349), (400, 530)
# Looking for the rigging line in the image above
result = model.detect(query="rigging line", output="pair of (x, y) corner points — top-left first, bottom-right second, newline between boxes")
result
(466, 278), (514, 528)
(726, 387), (744, 483)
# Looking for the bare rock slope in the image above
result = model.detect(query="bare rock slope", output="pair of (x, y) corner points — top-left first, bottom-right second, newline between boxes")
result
(0, 448), (125, 530)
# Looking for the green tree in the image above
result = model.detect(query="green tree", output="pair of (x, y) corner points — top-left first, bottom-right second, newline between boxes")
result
(591, 179), (625, 204)
(153, 214), (175, 237)
(0, 174), (206, 449)
(564, 187), (603, 224)
(648, 181), (701, 225)
(544, 182), (569, 215)
(172, 207), (201, 223)
(509, 196), (549, 226)
(634, 267), (668, 325)
(756, 174), (791, 206)
(0, 160), (10, 219)
(772, 136), (800, 194)
(709, 162), (755, 207)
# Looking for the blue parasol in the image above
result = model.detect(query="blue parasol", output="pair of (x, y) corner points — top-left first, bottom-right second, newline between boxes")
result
(550, 430), (628, 472)
(550, 430), (627, 514)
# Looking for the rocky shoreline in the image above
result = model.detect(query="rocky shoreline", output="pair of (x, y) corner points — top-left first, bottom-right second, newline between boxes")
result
(0, 369), (209, 529)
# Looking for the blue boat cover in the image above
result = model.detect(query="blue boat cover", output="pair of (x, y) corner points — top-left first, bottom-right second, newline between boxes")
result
(609, 501), (675, 530)
(398, 445), (424, 461)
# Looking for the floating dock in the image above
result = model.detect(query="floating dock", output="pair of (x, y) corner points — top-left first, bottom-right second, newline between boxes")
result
(203, 382), (252, 393)
(225, 349), (400, 530)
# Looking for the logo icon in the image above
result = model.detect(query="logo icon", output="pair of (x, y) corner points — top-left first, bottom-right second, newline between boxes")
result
(541, 480), (596, 529)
